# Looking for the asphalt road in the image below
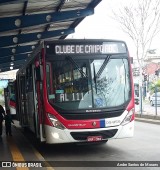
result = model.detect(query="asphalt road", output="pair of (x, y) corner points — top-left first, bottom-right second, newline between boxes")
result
(29, 121), (160, 170)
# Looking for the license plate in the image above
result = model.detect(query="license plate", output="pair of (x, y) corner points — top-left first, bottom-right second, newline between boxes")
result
(87, 136), (102, 142)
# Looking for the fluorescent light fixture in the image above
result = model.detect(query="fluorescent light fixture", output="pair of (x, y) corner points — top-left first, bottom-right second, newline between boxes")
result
(10, 66), (13, 70)
(10, 62), (14, 66)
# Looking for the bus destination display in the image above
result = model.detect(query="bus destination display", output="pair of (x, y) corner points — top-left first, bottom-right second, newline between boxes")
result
(54, 42), (126, 54)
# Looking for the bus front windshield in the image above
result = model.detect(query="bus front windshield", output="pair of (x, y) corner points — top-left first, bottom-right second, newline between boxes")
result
(46, 56), (131, 111)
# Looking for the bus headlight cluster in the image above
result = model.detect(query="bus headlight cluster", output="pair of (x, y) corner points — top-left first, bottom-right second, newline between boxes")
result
(121, 109), (135, 126)
(48, 113), (65, 130)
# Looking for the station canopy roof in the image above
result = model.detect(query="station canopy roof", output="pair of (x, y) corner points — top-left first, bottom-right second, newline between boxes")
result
(0, 0), (101, 72)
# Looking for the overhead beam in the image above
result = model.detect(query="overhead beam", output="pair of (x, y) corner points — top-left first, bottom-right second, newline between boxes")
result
(45, 0), (65, 31)
(0, 28), (74, 48)
(0, 8), (93, 33)
(87, 0), (102, 8)
(18, 0), (28, 35)
(0, 0), (27, 5)
(0, 45), (34, 58)
(0, 53), (28, 64)
(22, 1), (28, 15)
(56, 0), (66, 11)
(0, 65), (21, 73)
(0, 59), (26, 68)
(60, 0), (102, 39)
(60, 17), (84, 40)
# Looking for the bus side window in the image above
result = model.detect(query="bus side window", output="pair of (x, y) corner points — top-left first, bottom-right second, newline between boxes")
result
(36, 65), (43, 81)
(46, 63), (54, 99)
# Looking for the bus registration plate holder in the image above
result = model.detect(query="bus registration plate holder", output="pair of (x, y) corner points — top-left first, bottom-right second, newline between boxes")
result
(87, 136), (102, 142)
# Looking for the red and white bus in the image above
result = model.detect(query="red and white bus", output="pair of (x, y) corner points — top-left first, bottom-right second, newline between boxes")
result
(4, 80), (17, 118)
(16, 39), (135, 144)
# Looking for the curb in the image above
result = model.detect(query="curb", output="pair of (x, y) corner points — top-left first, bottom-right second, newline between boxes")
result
(135, 114), (160, 125)
(135, 114), (160, 120)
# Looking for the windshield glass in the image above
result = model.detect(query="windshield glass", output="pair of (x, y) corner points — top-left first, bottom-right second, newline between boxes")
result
(46, 57), (131, 111)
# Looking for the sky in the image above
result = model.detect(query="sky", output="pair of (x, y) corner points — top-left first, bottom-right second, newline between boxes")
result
(68, 0), (160, 58)
(0, 80), (8, 88)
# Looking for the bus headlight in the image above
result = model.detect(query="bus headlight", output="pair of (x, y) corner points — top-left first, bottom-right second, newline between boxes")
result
(48, 113), (65, 130)
(121, 109), (135, 126)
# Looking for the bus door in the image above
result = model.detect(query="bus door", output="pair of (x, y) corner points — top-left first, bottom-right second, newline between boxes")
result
(19, 75), (29, 127)
(34, 60), (46, 142)
(26, 65), (36, 133)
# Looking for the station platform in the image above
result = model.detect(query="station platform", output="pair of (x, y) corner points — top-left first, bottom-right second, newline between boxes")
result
(0, 121), (54, 170)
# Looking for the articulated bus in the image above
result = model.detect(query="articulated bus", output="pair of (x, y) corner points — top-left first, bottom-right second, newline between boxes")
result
(4, 80), (17, 118)
(16, 39), (135, 144)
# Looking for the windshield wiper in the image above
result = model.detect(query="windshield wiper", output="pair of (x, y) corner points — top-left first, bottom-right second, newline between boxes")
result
(96, 55), (111, 78)
(93, 63), (97, 94)
(66, 56), (87, 78)
(93, 55), (111, 94)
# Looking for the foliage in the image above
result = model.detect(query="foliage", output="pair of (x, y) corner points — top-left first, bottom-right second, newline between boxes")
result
(0, 88), (3, 95)
(149, 79), (160, 93)
(0, 88), (4, 106)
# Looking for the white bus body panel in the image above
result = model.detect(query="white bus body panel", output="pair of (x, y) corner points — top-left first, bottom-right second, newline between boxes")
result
(115, 121), (134, 138)
(10, 107), (16, 115)
(44, 110), (134, 144)
(45, 121), (134, 144)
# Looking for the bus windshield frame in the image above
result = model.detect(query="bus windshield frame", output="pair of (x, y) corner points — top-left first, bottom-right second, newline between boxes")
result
(45, 51), (131, 112)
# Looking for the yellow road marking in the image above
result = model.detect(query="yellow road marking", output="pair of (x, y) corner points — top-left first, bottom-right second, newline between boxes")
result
(7, 137), (29, 170)
(7, 125), (55, 170)
(7, 137), (55, 170)
(31, 144), (55, 170)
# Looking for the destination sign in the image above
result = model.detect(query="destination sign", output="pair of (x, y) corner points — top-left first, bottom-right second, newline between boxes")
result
(54, 42), (127, 54)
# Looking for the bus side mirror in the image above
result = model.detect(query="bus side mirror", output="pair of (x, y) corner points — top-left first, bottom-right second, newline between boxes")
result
(36, 65), (43, 81)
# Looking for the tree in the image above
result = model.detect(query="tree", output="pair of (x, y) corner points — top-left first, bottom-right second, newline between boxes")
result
(149, 79), (160, 93)
(0, 88), (3, 95)
(112, 0), (160, 67)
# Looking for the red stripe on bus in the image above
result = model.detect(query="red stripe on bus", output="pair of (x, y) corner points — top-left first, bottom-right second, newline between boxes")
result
(10, 101), (16, 108)
(56, 114), (101, 129)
